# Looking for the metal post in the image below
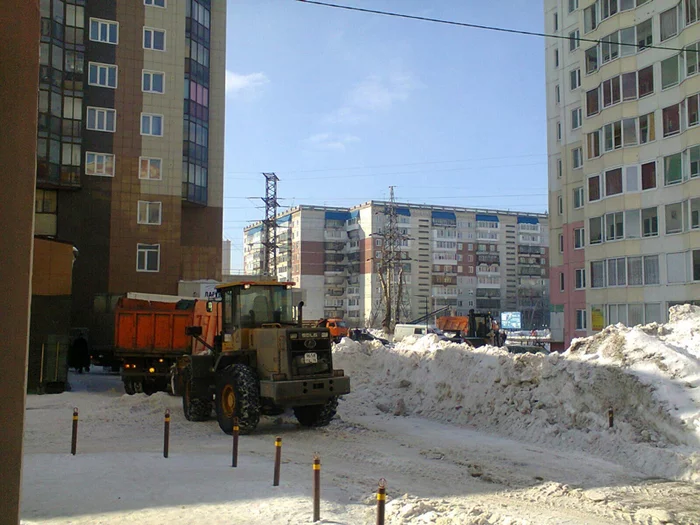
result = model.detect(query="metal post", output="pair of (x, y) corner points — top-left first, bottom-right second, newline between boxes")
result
(376, 478), (387, 525)
(273, 436), (282, 486)
(608, 407), (614, 428)
(312, 455), (321, 522)
(232, 417), (239, 467)
(163, 409), (170, 458)
(70, 407), (78, 455)
(55, 342), (60, 380)
(39, 343), (45, 387)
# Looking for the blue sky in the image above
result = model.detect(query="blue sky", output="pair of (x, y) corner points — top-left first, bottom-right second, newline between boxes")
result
(224, 0), (547, 270)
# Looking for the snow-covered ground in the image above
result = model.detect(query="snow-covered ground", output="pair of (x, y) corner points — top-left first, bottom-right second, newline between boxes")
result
(20, 306), (700, 524)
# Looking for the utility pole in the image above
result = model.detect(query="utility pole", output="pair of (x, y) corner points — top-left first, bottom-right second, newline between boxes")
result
(373, 187), (411, 333)
(261, 172), (279, 278)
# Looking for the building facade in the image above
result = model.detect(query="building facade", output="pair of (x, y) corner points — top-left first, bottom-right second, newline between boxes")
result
(546, 0), (700, 349)
(35, 0), (225, 347)
(244, 202), (550, 329)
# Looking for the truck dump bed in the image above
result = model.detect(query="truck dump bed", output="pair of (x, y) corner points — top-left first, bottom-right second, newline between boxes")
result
(114, 296), (220, 356)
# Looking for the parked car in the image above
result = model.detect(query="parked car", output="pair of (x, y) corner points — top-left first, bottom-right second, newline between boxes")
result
(348, 328), (390, 345)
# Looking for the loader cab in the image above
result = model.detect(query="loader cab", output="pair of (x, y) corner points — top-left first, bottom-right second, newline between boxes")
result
(217, 281), (296, 351)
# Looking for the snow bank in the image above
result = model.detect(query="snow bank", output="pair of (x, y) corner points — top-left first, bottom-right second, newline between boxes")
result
(333, 306), (700, 482)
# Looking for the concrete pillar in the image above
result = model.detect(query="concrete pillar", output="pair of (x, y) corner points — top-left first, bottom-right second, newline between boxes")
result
(0, 1), (40, 524)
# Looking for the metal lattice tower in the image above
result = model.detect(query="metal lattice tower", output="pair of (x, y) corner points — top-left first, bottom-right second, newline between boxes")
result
(260, 172), (279, 277)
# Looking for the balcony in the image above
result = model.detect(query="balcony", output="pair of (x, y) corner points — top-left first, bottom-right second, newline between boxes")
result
(432, 275), (457, 285)
(325, 241), (345, 252)
(518, 245), (543, 255)
(518, 266), (543, 277)
(324, 230), (346, 241)
(476, 266), (500, 276)
(476, 299), (501, 310)
(476, 253), (500, 265)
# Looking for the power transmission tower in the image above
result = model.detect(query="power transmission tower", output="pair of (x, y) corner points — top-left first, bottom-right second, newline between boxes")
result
(372, 187), (411, 333)
(260, 172), (279, 277)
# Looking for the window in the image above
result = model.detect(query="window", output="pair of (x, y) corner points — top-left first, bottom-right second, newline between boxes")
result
(576, 309), (587, 330)
(575, 269), (586, 289)
(688, 94), (700, 128)
(642, 207), (658, 237)
(645, 302), (661, 322)
(667, 252), (687, 283)
(625, 166), (640, 192)
(554, 48), (559, 68)
(558, 233), (564, 253)
(137, 201), (162, 225)
(559, 272), (565, 292)
(637, 66), (654, 98)
(569, 30), (580, 51)
(142, 70), (164, 93)
(691, 198), (700, 229)
(571, 108), (582, 130)
(605, 212), (624, 240)
(664, 153), (682, 185)
(621, 72), (636, 100)
(608, 304), (628, 325)
(601, 0), (618, 20)
(574, 228), (585, 248)
(86, 107), (116, 132)
(663, 105), (681, 136)
(687, 42), (700, 77)
(620, 27), (636, 57)
(694, 250), (700, 281)
(585, 46), (599, 74)
(690, 145), (700, 177)
(584, 5), (597, 33)
(588, 175), (601, 201)
(661, 55), (680, 89)
(145, 0), (166, 6)
(602, 76), (621, 107)
(141, 113), (163, 136)
(665, 202), (684, 234)
(572, 147), (583, 169)
(554, 12), (559, 31)
(589, 216), (603, 244)
(85, 152), (114, 177)
(604, 168), (623, 196)
(555, 84), (560, 104)
(591, 260), (605, 288)
(641, 161), (656, 190)
(573, 187), (584, 208)
(556, 121), (562, 141)
(89, 18), (118, 44)
(569, 0), (579, 13)
(557, 195), (563, 215)
(637, 19), (653, 49)
(639, 112), (655, 143)
(603, 121), (622, 151)
(628, 257), (643, 285)
(601, 32), (620, 64)
(687, 0), (699, 25)
(623, 118), (637, 146)
(569, 70), (582, 93)
(88, 62), (117, 88)
(625, 209), (641, 238)
(137, 244), (160, 272)
(607, 257), (626, 286)
(586, 88), (600, 117)
(587, 130), (600, 159)
(660, 7), (678, 41)
(644, 255), (660, 285)
(139, 157), (162, 180)
(143, 27), (166, 51)
(557, 158), (563, 178)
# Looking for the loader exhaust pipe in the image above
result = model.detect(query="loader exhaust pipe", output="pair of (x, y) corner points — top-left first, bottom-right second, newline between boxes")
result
(297, 301), (305, 327)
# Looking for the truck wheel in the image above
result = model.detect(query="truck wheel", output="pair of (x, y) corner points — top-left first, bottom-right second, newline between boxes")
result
(293, 396), (339, 427)
(123, 380), (136, 395)
(182, 365), (211, 422)
(215, 364), (260, 435)
(133, 381), (144, 394)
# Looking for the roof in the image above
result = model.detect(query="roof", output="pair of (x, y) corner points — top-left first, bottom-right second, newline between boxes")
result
(216, 280), (296, 290)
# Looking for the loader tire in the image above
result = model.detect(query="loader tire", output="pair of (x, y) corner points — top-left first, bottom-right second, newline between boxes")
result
(182, 365), (211, 422)
(215, 364), (260, 435)
(123, 380), (136, 396)
(293, 396), (338, 427)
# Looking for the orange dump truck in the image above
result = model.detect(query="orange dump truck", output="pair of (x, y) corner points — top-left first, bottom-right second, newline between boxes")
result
(114, 293), (220, 395)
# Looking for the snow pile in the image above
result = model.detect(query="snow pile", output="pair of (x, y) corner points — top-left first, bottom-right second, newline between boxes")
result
(333, 308), (700, 482)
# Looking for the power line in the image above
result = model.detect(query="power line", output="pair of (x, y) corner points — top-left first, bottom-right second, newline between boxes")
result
(296, 0), (699, 54)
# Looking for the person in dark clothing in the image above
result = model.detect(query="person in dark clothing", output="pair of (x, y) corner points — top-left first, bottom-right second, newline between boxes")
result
(71, 336), (90, 374)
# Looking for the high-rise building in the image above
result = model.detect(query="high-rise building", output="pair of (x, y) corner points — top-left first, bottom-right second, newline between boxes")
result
(546, 0), (700, 350)
(34, 0), (225, 347)
(243, 202), (550, 329)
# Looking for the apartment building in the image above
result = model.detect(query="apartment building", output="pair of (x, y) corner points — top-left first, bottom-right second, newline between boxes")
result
(35, 0), (225, 346)
(243, 202), (550, 329)
(546, 0), (700, 349)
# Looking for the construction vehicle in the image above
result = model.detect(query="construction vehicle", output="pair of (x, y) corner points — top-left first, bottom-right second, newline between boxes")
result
(176, 280), (351, 434)
(436, 309), (498, 347)
(114, 294), (220, 395)
(302, 317), (349, 343)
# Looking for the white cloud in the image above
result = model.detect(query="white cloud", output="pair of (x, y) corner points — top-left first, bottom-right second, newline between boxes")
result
(304, 132), (360, 152)
(325, 72), (419, 124)
(225, 71), (269, 95)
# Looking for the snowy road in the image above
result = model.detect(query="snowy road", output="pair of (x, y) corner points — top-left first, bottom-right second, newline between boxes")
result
(21, 370), (700, 524)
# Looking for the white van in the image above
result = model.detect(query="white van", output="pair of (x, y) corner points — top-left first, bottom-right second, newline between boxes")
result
(393, 323), (444, 343)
